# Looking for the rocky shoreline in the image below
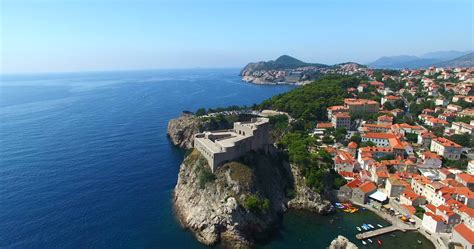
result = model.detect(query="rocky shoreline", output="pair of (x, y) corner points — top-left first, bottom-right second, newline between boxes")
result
(168, 114), (335, 248)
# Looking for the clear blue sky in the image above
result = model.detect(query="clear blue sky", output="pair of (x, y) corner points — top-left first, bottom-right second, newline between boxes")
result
(1, 0), (473, 73)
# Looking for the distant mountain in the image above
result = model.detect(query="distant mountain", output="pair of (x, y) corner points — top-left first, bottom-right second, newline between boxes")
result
(434, 52), (474, 68)
(420, 50), (472, 61)
(245, 55), (329, 71)
(368, 55), (439, 69)
(368, 50), (472, 69)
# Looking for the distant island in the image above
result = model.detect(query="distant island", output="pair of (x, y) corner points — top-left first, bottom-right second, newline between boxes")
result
(239, 55), (368, 84)
(240, 52), (474, 85)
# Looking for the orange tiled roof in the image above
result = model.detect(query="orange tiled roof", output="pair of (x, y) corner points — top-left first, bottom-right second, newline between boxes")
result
(457, 173), (474, 184)
(345, 179), (362, 189)
(334, 112), (351, 118)
(358, 181), (377, 193)
(402, 189), (423, 200)
(437, 205), (456, 217)
(401, 204), (416, 214)
(327, 105), (349, 111)
(348, 142), (358, 149)
(453, 224), (474, 244)
(432, 137), (462, 148)
(424, 211), (445, 222)
(344, 98), (379, 106)
(363, 132), (397, 139)
(317, 122), (333, 129)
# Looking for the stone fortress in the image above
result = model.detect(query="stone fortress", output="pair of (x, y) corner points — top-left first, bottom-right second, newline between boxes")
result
(194, 117), (270, 172)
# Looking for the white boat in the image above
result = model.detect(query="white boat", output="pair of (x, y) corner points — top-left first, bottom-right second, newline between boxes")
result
(368, 239), (373, 243)
(362, 226), (368, 231)
(357, 227), (362, 231)
(368, 224), (374, 229)
(377, 224), (383, 228)
(362, 240), (367, 245)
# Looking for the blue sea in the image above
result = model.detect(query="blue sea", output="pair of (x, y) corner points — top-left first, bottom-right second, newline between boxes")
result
(0, 69), (294, 248)
(0, 69), (434, 249)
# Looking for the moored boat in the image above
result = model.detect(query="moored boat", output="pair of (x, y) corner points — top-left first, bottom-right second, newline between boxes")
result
(377, 224), (383, 228)
(362, 240), (367, 245)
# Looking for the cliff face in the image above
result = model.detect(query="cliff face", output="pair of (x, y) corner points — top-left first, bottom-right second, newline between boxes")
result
(288, 164), (334, 213)
(167, 114), (207, 149)
(167, 113), (255, 149)
(173, 149), (334, 248)
(173, 150), (291, 248)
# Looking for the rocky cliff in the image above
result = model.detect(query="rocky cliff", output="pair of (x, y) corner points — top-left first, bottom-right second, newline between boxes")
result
(173, 150), (292, 248)
(328, 235), (358, 249)
(288, 164), (333, 213)
(167, 113), (254, 149)
(173, 148), (334, 248)
(167, 113), (207, 149)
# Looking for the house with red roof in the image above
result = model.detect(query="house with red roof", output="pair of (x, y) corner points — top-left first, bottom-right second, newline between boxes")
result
(339, 179), (362, 200)
(344, 98), (380, 114)
(377, 114), (393, 125)
(418, 151), (442, 169)
(333, 150), (360, 173)
(327, 105), (349, 120)
(385, 177), (409, 197)
(400, 189), (426, 207)
(347, 141), (358, 156)
(436, 205), (462, 232)
(352, 181), (377, 204)
(422, 211), (447, 234)
(456, 173), (474, 191)
(451, 223), (474, 249)
(316, 122), (333, 129)
(430, 137), (462, 160)
(418, 131), (437, 148)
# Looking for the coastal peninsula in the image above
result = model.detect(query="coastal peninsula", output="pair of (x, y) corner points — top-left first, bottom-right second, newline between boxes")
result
(170, 64), (474, 248)
(240, 55), (367, 85)
(168, 113), (334, 248)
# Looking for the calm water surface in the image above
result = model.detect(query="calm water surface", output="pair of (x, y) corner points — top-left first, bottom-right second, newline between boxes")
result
(0, 69), (433, 248)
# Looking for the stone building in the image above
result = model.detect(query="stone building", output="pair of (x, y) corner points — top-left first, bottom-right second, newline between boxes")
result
(194, 118), (270, 172)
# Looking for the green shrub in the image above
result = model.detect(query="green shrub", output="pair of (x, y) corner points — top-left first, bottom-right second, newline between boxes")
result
(243, 194), (271, 213)
(198, 168), (216, 189)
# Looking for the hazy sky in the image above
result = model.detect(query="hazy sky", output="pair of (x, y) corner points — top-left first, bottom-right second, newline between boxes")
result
(1, 0), (473, 73)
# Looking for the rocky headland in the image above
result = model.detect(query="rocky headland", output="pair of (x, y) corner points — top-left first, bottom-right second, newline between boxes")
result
(168, 114), (334, 248)
(240, 55), (366, 85)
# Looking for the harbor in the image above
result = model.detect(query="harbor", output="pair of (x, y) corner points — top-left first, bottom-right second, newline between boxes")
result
(256, 206), (434, 249)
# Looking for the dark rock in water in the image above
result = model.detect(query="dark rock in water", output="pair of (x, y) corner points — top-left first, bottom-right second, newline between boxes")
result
(328, 235), (358, 249)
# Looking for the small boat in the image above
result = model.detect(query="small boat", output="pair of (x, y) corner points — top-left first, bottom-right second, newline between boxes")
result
(367, 239), (373, 243)
(377, 224), (383, 228)
(362, 225), (368, 231)
(377, 239), (382, 245)
(368, 224), (374, 229)
(357, 227), (361, 231)
(362, 240), (367, 245)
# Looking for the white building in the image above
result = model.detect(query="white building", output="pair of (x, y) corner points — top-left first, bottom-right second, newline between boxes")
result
(430, 137), (462, 160)
(422, 212), (447, 233)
